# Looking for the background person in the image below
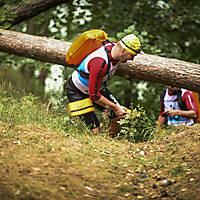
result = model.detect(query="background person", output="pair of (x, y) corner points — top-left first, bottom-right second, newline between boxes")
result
(66, 34), (142, 134)
(158, 86), (198, 127)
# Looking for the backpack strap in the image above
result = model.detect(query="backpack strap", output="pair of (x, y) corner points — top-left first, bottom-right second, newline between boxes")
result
(177, 90), (188, 110)
(102, 39), (113, 77)
(160, 88), (167, 108)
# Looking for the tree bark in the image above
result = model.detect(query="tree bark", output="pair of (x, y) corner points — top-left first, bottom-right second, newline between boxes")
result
(115, 55), (200, 93)
(0, 29), (200, 92)
(0, 0), (68, 28)
(0, 29), (70, 65)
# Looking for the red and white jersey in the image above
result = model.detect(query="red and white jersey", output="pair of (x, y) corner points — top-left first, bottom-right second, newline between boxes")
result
(71, 42), (118, 101)
(160, 88), (198, 126)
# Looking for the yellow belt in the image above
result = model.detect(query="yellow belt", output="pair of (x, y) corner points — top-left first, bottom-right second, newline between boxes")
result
(68, 98), (94, 117)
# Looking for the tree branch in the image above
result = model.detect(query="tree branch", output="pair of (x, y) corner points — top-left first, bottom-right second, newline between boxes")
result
(0, 0), (68, 28)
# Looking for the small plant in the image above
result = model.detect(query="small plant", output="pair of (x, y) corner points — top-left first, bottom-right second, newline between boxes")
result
(64, 116), (91, 135)
(117, 105), (156, 143)
(170, 165), (185, 176)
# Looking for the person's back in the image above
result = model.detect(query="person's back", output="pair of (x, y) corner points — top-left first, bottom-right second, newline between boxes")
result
(71, 40), (117, 96)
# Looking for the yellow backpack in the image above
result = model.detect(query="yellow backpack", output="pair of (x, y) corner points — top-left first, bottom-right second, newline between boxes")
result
(66, 29), (108, 65)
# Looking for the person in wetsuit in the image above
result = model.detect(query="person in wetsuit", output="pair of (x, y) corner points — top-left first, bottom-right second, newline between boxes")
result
(158, 86), (198, 127)
(66, 34), (142, 134)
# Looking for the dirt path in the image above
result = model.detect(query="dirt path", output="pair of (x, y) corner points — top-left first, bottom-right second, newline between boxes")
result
(0, 123), (199, 200)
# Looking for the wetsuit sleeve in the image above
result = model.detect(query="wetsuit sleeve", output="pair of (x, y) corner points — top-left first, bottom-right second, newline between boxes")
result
(87, 57), (108, 101)
(182, 91), (198, 115)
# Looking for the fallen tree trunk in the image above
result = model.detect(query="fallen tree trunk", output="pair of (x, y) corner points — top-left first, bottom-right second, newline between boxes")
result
(0, 29), (200, 92)
(0, 29), (70, 65)
(116, 55), (200, 93)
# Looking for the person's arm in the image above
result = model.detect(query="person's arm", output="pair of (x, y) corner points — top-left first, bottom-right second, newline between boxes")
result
(95, 95), (126, 116)
(158, 115), (167, 127)
(157, 93), (167, 127)
(88, 57), (106, 101)
(88, 58), (126, 116)
(163, 109), (197, 118)
(178, 110), (197, 118)
(183, 91), (198, 119)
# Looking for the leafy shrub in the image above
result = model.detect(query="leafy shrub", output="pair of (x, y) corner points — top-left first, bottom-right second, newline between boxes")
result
(117, 105), (156, 143)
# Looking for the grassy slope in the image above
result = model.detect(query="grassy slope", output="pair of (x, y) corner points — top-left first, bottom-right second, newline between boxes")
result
(0, 85), (199, 200)
(0, 121), (199, 200)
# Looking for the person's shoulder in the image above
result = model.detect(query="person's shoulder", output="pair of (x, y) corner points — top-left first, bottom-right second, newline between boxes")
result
(104, 41), (117, 48)
(104, 40), (117, 46)
(111, 41), (118, 44)
(181, 89), (193, 99)
(181, 88), (192, 95)
(89, 57), (105, 64)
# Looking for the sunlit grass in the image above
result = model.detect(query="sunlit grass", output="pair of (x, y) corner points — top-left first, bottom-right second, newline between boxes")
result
(0, 81), (68, 132)
(0, 82), (199, 200)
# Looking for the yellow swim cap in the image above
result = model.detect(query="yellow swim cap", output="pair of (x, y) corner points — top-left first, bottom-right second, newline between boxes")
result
(119, 34), (141, 55)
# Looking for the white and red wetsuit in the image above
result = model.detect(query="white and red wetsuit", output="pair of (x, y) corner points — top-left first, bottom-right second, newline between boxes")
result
(160, 88), (198, 126)
(66, 41), (120, 129)
(71, 41), (118, 102)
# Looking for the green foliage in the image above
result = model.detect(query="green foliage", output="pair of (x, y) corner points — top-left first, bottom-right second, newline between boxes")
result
(117, 105), (156, 143)
(0, 82), (65, 131)
(0, 80), (93, 135)
(0, 9), (15, 29)
(0, 60), (45, 98)
(0, 80), (159, 143)
(83, 0), (200, 63)
(0, 0), (28, 29)
(140, 81), (164, 115)
(1, 0), (200, 63)
(115, 24), (164, 56)
(108, 77), (140, 107)
(64, 116), (91, 136)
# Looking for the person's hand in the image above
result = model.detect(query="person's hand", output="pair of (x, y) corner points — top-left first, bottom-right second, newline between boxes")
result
(163, 110), (178, 118)
(120, 106), (128, 113)
(113, 105), (127, 116)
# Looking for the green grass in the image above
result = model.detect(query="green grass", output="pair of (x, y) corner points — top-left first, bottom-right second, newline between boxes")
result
(0, 83), (200, 200)
(0, 82), (68, 131)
